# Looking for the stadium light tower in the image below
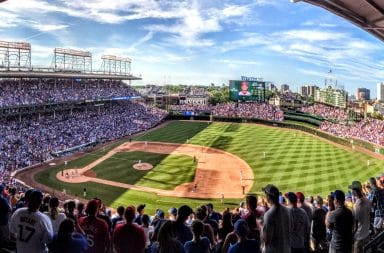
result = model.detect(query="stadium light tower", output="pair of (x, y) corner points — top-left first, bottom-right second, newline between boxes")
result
(100, 55), (131, 75)
(0, 41), (31, 71)
(53, 48), (92, 72)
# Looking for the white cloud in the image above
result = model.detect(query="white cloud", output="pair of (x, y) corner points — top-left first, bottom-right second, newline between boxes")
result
(30, 23), (69, 32)
(279, 30), (347, 42)
(0, 11), (19, 28)
(222, 5), (250, 17)
(302, 21), (338, 28)
(214, 59), (260, 65)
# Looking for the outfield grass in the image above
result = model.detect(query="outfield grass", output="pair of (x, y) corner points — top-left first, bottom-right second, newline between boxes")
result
(35, 121), (384, 211)
(92, 151), (197, 190)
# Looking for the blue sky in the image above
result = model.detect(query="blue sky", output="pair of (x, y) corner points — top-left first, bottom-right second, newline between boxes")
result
(2, 0), (384, 98)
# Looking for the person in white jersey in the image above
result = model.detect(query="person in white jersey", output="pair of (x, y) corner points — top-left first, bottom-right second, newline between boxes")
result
(9, 190), (54, 253)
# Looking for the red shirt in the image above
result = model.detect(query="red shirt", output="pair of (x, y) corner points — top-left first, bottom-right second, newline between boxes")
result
(79, 216), (109, 253)
(113, 223), (146, 253)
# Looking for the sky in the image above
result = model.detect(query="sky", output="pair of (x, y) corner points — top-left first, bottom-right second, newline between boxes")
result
(2, 0), (384, 98)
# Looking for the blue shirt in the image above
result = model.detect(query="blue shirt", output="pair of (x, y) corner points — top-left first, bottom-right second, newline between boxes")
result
(228, 240), (260, 253)
(50, 232), (88, 253)
(184, 237), (210, 253)
(175, 222), (193, 245)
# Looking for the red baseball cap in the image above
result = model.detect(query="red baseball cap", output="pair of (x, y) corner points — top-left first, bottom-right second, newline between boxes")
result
(296, 192), (305, 202)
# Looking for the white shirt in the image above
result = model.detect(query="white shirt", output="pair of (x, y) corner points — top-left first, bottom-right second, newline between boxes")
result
(142, 225), (154, 247)
(9, 207), (54, 253)
(44, 212), (66, 234)
(353, 197), (371, 240)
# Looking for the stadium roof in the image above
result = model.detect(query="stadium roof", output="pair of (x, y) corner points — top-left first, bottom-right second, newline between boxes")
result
(0, 70), (142, 80)
(294, 0), (384, 42)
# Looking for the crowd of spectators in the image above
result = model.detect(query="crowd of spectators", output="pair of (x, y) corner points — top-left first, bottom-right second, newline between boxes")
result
(0, 101), (167, 172)
(320, 118), (384, 146)
(1, 175), (383, 253)
(170, 102), (284, 121)
(212, 102), (284, 121)
(300, 104), (348, 122)
(0, 79), (140, 107)
(170, 104), (211, 114)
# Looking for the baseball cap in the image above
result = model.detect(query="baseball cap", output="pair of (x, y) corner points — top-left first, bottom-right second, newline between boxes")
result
(29, 190), (44, 204)
(296, 192), (305, 202)
(168, 207), (177, 216)
(332, 190), (345, 202)
(156, 209), (165, 218)
(262, 184), (279, 197)
(234, 219), (250, 237)
(348, 181), (362, 191)
(137, 204), (146, 212)
(285, 192), (297, 203)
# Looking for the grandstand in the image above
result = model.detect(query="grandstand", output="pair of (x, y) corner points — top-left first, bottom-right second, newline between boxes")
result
(2, 0), (384, 252)
(0, 41), (168, 179)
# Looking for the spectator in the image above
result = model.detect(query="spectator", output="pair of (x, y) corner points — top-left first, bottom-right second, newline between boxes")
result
(112, 206), (125, 231)
(262, 184), (291, 253)
(135, 204), (146, 225)
(77, 202), (86, 220)
(326, 190), (353, 253)
(175, 205), (193, 245)
(151, 209), (166, 242)
(285, 192), (310, 253)
(241, 194), (261, 241)
(311, 196), (326, 252)
(113, 205), (146, 253)
(0, 184), (11, 246)
(79, 200), (109, 253)
(206, 203), (222, 223)
(49, 218), (88, 253)
(228, 219), (260, 253)
(168, 207), (177, 221)
(296, 192), (312, 253)
(184, 220), (210, 253)
(141, 214), (154, 250)
(9, 190), (54, 253)
(368, 177), (384, 234)
(349, 181), (371, 253)
(45, 197), (66, 234)
(151, 220), (184, 253)
(218, 208), (233, 242)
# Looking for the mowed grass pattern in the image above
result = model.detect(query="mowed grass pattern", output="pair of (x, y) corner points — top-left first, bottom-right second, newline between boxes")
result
(137, 121), (384, 196)
(35, 121), (384, 211)
(92, 151), (196, 190)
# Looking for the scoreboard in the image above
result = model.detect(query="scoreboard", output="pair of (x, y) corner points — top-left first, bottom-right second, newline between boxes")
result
(229, 80), (266, 102)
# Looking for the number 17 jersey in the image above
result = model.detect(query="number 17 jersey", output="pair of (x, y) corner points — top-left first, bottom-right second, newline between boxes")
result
(9, 207), (54, 253)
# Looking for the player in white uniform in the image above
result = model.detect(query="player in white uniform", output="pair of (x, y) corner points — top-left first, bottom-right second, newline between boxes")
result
(9, 190), (53, 253)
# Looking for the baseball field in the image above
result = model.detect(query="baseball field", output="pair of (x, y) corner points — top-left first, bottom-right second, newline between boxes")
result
(33, 120), (384, 211)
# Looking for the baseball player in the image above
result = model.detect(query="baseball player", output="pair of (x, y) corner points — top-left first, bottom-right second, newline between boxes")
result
(9, 190), (53, 253)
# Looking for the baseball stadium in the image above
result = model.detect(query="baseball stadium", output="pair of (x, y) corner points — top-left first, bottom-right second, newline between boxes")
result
(2, 0), (384, 253)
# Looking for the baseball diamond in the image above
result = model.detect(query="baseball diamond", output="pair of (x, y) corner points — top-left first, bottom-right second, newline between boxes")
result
(18, 120), (384, 211)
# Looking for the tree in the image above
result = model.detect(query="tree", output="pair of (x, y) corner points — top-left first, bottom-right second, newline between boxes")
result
(209, 86), (229, 105)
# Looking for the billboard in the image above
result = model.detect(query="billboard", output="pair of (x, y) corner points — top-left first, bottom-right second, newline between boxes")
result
(229, 80), (266, 102)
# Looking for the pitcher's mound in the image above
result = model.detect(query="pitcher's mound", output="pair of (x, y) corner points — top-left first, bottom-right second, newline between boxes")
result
(133, 163), (153, 171)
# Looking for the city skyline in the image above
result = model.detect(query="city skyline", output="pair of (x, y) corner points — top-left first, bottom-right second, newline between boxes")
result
(2, 0), (384, 98)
